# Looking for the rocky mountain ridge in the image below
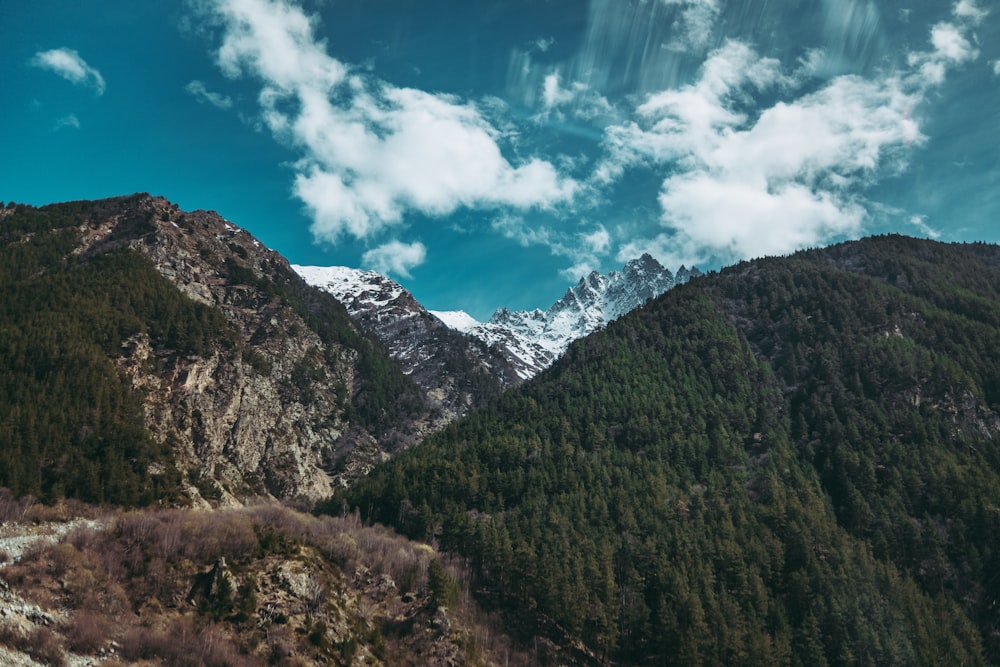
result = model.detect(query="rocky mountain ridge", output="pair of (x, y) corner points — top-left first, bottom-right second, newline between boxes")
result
(0, 194), (431, 503)
(297, 254), (700, 382)
(443, 254), (702, 377)
(292, 265), (521, 416)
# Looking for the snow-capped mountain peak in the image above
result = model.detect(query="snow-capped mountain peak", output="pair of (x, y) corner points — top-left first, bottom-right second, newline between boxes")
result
(469, 253), (693, 369)
(291, 265), (405, 312)
(295, 254), (697, 385)
(434, 254), (697, 378)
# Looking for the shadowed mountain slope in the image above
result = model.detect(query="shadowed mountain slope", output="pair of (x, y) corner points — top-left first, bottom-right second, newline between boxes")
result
(343, 235), (1000, 664)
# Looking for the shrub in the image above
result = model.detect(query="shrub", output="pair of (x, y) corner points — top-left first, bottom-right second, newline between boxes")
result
(65, 613), (112, 654)
(22, 627), (65, 667)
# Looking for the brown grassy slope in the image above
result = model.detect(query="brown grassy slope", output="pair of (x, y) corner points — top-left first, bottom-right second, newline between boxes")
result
(0, 502), (538, 666)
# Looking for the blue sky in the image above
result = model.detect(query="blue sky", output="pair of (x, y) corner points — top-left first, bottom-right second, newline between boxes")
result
(3, 1), (999, 320)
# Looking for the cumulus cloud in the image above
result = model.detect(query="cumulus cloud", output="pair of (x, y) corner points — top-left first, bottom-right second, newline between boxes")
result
(597, 0), (982, 265)
(597, 42), (786, 183)
(196, 0), (576, 246)
(908, 3), (984, 86)
(954, 0), (988, 23)
(929, 23), (977, 63)
(361, 240), (427, 278)
(185, 80), (233, 109)
(537, 71), (615, 123)
(30, 48), (105, 95)
(542, 73), (576, 109)
(581, 225), (611, 255)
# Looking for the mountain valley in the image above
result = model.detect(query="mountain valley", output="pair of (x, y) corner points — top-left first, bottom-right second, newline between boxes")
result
(1, 195), (1000, 664)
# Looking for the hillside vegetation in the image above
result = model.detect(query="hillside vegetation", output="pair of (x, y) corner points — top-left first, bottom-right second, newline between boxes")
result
(342, 236), (1000, 664)
(0, 201), (228, 504)
(0, 196), (427, 503)
(0, 501), (537, 666)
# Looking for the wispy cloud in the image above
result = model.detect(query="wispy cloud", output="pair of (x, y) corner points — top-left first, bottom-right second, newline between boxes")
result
(492, 214), (611, 280)
(362, 240), (427, 279)
(30, 48), (105, 95)
(507, 0), (725, 110)
(185, 80), (233, 109)
(534, 37), (555, 53)
(538, 72), (614, 122)
(908, 215), (941, 239)
(659, 0), (721, 52)
(195, 0), (577, 247)
(53, 114), (81, 131)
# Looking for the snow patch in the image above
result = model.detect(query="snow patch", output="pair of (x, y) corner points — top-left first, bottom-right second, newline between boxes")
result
(430, 310), (480, 332)
(293, 265), (405, 309)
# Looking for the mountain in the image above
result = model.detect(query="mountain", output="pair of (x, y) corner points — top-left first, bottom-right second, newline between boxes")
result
(297, 254), (697, 383)
(434, 254), (700, 378)
(0, 194), (432, 504)
(291, 265), (520, 419)
(343, 236), (1000, 664)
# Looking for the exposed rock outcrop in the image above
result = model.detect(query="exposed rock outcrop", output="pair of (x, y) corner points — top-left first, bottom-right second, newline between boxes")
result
(36, 194), (430, 502)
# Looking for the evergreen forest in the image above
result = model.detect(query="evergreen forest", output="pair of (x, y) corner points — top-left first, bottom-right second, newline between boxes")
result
(0, 201), (232, 505)
(0, 198), (422, 505)
(341, 236), (1000, 665)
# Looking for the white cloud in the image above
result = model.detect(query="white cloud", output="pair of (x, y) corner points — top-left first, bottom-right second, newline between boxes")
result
(993, 60), (1000, 76)
(660, 0), (721, 52)
(491, 214), (555, 249)
(537, 72), (615, 124)
(535, 37), (555, 53)
(362, 240), (427, 279)
(185, 80), (233, 109)
(658, 174), (866, 260)
(597, 42), (785, 181)
(598, 6), (981, 265)
(954, 0), (988, 24)
(581, 225), (611, 255)
(929, 23), (977, 63)
(53, 114), (80, 131)
(908, 3), (985, 87)
(542, 73), (575, 109)
(908, 214), (941, 239)
(491, 214), (612, 280)
(197, 0), (577, 246)
(30, 48), (105, 95)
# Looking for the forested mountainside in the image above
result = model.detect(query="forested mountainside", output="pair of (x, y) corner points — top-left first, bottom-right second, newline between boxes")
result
(0, 195), (430, 504)
(342, 236), (1000, 665)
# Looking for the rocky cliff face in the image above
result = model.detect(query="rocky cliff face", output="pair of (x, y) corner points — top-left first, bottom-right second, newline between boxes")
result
(293, 266), (519, 421)
(33, 194), (428, 502)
